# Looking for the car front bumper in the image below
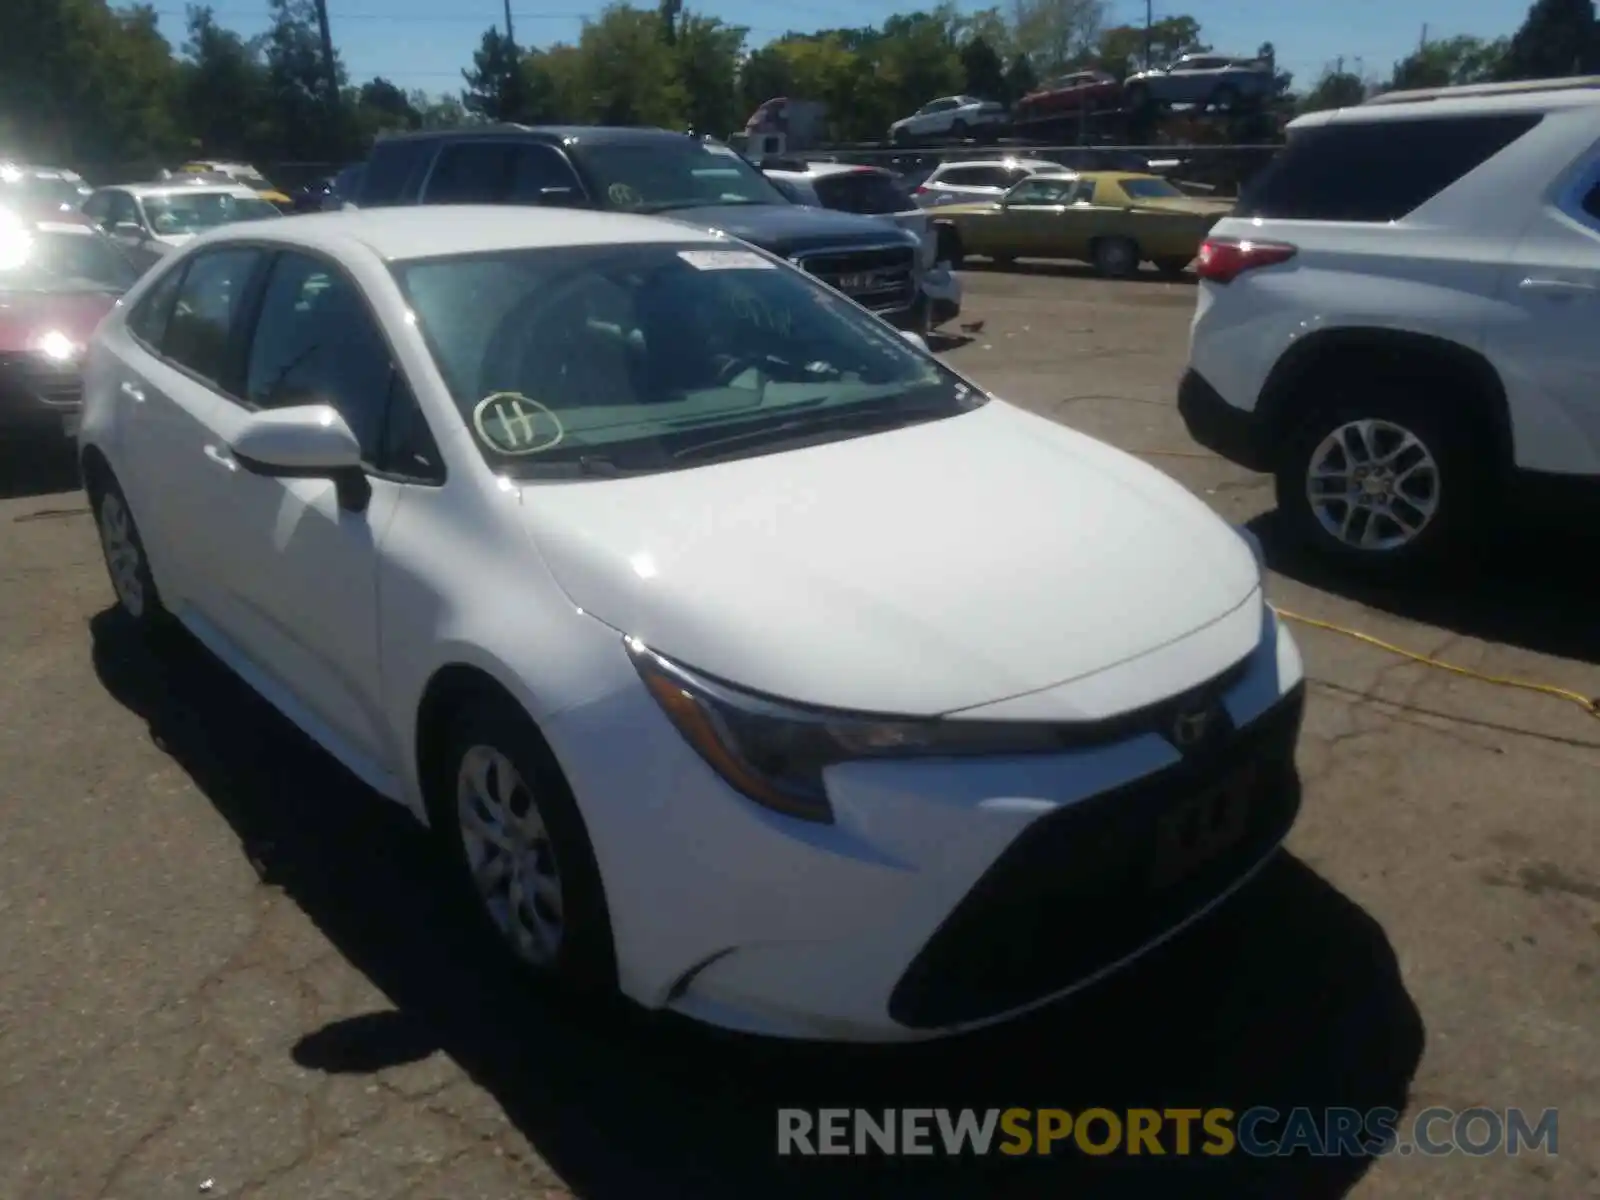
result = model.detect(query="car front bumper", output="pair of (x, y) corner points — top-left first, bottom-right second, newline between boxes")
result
(1178, 367), (1274, 472)
(545, 607), (1306, 1042)
(0, 355), (84, 439)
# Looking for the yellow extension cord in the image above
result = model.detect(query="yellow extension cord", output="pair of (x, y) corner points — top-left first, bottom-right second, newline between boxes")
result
(1128, 448), (1600, 721)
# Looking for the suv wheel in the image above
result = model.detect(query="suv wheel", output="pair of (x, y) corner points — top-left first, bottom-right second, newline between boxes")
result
(1275, 386), (1482, 568)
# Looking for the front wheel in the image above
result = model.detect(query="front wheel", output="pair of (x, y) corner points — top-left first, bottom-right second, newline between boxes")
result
(434, 702), (618, 998)
(935, 223), (964, 269)
(89, 468), (170, 634)
(1274, 386), (1485, 571)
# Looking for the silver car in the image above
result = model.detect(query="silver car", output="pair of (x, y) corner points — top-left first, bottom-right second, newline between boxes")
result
(1124, 54), (1275, 108)
(910, 158), (1067, 210)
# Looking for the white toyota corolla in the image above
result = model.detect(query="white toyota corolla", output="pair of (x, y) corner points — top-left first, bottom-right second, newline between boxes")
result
(78, 207), (1305, 1042)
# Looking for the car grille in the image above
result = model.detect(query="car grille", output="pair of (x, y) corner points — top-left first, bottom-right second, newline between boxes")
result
(887, 681), (1307, 1030)
(792, 244), (917, 312)
(0, 352), (83, 409)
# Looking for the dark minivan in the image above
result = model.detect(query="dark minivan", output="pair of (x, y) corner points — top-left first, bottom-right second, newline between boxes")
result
(352, 126), (930, 330)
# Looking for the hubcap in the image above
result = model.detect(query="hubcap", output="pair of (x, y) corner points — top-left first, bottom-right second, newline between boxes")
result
(97, 492), (145, 617)
(1102, 241), (1134, 273)
(456, 745), (564, 966)
(1306, 418), (1441, 551)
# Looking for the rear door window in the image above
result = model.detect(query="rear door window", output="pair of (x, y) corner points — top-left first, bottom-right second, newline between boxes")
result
(424, 143), (513, 204)
(1236, 113), (1543, 223)
(814, 172), (910, 215)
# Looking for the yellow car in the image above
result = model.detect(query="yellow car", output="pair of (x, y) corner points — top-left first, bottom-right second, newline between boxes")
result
(931, 171), (1234, 278)
(179, 161), (294, 210)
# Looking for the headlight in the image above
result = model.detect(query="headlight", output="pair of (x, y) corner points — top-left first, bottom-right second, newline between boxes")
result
(31, 329), (81, 363)
(628, 639), (1071, 823)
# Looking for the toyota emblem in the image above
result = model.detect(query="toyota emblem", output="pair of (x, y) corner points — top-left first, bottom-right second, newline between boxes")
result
(1169, 705), (1214, 750)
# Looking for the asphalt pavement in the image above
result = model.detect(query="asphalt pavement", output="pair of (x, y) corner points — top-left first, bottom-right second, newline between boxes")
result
(0, 263), (1595, 1199)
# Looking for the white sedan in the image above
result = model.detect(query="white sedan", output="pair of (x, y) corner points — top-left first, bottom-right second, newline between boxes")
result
(78, 207), (1306, 1042)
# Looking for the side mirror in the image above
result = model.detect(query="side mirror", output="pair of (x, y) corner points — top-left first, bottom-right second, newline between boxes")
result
(900, 330), (929, 352)
(112, 220), (144, 238)
(229, 404), (372, 511)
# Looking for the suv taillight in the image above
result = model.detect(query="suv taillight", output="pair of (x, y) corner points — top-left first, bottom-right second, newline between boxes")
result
(1195, 238), (1296, 284)
(913, 184), (929, 195)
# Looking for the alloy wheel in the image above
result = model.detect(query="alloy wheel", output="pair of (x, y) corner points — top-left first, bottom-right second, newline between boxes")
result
(455, 743), (565, 967)
(97, 490), (146, 618)
(1306, 417), (1441, 551)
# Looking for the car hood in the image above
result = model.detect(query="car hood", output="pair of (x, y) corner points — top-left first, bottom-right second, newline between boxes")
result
(518, 401), (1261, 716)
(663, 204), (919, 256)
(0, 290), (118, 353)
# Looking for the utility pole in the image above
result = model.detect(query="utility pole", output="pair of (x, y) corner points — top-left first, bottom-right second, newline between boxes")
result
(503, 0), (515, 45)
(312, 0), (338, 109)
(1419, 23), (1428, 52)
(1143, 0), (1153, 69)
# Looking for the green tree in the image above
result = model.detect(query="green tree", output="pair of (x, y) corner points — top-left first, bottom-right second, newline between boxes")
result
(1299, 67), (1366, 112)
(1494, 0), (1597, 79)
(574, 4), (685, 126)
(960, 35), (1007, 98)
(1012, 0), (1106, 73)
(1004, 51), (1039, 100)
(355, 76), (420, 135)
(462, 27), (524, 122)
(674, 13), (746, 135)
(178, 6), (272, 161)
(1390, 35), (1508, 90)
(264, 0), (347, 161)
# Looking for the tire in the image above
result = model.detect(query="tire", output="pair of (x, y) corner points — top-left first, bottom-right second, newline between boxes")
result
(431, 700), (617, 999)
(1154, 256), (1192, 278)
(1273, 382), (1486, 572)
(1091, 236), (1140, 278)
(87, 467), (170, 634)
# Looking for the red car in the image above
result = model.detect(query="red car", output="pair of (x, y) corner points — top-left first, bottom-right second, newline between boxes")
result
(0, 209), (138, 441)
(1014, 70), (1122, 121)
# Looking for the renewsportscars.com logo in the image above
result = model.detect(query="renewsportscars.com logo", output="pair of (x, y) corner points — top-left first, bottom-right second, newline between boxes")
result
(777, 1107), (1560, 1158)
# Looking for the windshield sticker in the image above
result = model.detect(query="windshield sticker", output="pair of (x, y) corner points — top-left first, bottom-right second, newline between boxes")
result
(607, 182), (641, 209)
(472, 392), (565, 455)
(678, 249), (776, 272)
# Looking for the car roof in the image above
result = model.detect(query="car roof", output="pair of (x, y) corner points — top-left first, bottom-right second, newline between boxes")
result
(182, 205), (728, 261)
(374, 124), (688, 147)
(931, 157), (1064, 174)
(795, 162), (890, 178)
(1293, 77), (1600, 128)
(107, 182), (263, 199)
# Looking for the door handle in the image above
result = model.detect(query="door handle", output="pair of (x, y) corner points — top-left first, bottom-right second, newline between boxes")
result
(203, 444), (237, 472)
(1519, 278), (1598, 295)
(119, 380), (145, 403)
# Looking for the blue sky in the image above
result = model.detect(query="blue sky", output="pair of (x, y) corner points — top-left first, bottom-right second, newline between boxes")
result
(129, 0), (1535, 99)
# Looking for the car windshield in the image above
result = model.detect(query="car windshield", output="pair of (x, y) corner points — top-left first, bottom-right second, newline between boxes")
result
(567, 139), (790, 213)
(0, 226), (138, 294)
(394, 242), (983, 477)
(141, 192), (280, 234)
(1119, 177), (1184, 199)
(3, 177), (88, 213)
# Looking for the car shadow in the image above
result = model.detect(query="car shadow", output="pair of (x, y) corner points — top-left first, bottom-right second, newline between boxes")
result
(90, 610), (1424, 1199)
(0, 438), (81, 501)
(1247, 509), (1600, 666)
(960, 261), (1195, 285)
(927, 330), (976, 352)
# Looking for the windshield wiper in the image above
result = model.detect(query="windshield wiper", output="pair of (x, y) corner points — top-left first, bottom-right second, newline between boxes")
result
(670, 403), (949, 466)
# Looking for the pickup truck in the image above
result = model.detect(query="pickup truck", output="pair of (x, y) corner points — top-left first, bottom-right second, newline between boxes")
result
(351, 126), (928, 331)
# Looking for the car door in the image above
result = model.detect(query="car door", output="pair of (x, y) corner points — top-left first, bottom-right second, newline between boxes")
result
(1057, 179), (1120, 259)
(1488, 166), (1600, 469)
(112, 245), (270, 618)
(992, 178), (1073, 256)
(207, 248), (430, 769)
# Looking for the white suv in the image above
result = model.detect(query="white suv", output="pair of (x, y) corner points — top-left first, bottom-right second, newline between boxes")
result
(1181, 78), (1600, 571)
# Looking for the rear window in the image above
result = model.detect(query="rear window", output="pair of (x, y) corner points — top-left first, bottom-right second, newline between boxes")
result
(359, 140), (430, 206)
(1235, 113), (1542, 223)
(814, 172), (911, 215)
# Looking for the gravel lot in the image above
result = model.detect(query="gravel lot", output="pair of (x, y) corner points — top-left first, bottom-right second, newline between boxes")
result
(1, 264), (1596, 1200)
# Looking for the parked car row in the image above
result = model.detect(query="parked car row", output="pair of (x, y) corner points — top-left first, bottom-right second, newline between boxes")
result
(889, 55), (1278, 144)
